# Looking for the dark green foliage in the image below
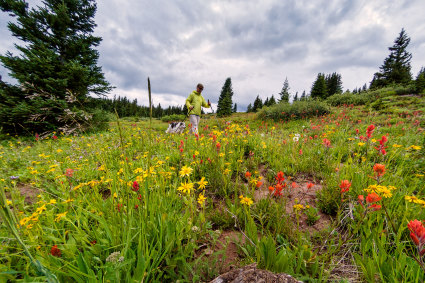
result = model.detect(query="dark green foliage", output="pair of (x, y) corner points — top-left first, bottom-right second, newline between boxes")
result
(268, 95), (276, 106)
(85, 96), (185, 118)
(325, 72), (343, 96)
(416, 67), (425, 94)
(0, 0), (112, 135)
(252, 95), (263, 112)
(216, 77), (233, 117)
(257, 100), (330, 121)
(300, 91), (306, 101)
(370, 28), (412, 89)
(246, 103), (253, 113)
(232, 103), (237, 113)
(310, 73), (327, 99)
(293, 92), (298, 102)
(279, 77), (290, 102)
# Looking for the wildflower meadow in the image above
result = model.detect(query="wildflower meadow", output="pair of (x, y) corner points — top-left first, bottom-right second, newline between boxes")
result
(1, 97), (425, 282)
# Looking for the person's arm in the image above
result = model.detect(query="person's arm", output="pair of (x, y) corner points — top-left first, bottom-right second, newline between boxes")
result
(201, 96), (210, 108)
(186, 93), (194, 110)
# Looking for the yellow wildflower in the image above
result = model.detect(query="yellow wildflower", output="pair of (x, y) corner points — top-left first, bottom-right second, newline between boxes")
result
(177, 182), (194, 194)
(197, 194), (207, 206)
(293, 204), (304, 211)
(55, 212), (68, 222)
(48, 199), (57, 205)
(223, 168), (231, 175)
(239, 195), (253, 206)
(198, 177), (208, 190)
(392, 144), (403, 148)
(179, 166), (193, 177)
(357, 142), (365, 146)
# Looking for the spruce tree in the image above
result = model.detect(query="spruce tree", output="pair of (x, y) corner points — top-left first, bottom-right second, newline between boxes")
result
(370, 28), (412, 88)
(325, 72), (343, 96)
(0, 0), (112, 135)
(246, 103), (252, 113)
(252, 95), (263, 112)
(232, 103), (237, 113)
(300, 91), (306, 101)
(279, 77), (290, 102)
(264, 97), (269, 107)
(416, 67), (425, 94)
(310, 73), (327, 99)
(216, 77), (233, 117)
(268, 95), (276, 106)
(293, 92), (298, 102)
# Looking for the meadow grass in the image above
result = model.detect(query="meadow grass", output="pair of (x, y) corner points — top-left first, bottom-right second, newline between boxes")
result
(1, 98), (425, 282)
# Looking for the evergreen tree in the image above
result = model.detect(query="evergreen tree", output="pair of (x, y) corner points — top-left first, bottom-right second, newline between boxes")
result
(310, 73), (327, 99)
(246, 103), (253, 113)
(216, 77), (233, 117)
(252, 95), (263, 112)
(279, 77), (290, 102)
(232, 103), (237, 113)
(264, 97), (269, 107)
(0, 0), (112, 135)
(300, 91), (306, 101)
(268, 95), (276, 106)
(416, 67), (425, 93)
(370, 28), (412, 89)
(362, 84), (367, 92)
(293, 92), (298, 102)
(325, 72), (343, 96)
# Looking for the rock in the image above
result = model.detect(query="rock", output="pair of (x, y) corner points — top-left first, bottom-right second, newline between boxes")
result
(210, 263), (302, 283)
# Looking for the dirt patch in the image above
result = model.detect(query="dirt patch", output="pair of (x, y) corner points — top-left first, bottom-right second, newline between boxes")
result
(210, 263), (302, 283)
(5, 184), (42, 205)
(253, 173), (331, 233)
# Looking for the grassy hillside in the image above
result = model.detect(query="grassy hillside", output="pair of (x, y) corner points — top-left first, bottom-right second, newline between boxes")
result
(1, 94), (425, 282)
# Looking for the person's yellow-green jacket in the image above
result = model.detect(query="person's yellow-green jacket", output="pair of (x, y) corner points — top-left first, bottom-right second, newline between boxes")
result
(185, 91), (210, 116)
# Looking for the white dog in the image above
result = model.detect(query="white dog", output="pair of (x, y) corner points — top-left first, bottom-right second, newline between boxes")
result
(165, 122), (186, 134)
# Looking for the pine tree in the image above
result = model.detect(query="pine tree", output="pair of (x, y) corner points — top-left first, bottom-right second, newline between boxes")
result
(268, 95), (276, 106)
(252, 95), (263, 112)
(0, 0), (112, 135)
(370, 28), (412, 89)
(216, 77), (233, 117)
(246, 103), (253, 113)
(264, 97), (269, 107)
(232, 103), (237, 113)
(293, 92), (298, 102)
(279, 77), (290, 102)
(310, 73), (327, 99)
(300, 91), (306, 101)
(416, 67), (425, 93)
(325, 72), (343, 96)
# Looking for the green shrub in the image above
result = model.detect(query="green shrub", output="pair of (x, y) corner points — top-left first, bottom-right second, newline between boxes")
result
(257, 100), (330, 121)
(161, 114), (186, 122)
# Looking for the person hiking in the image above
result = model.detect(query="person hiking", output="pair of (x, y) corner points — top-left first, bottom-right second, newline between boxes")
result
(185, 83), (211, 134)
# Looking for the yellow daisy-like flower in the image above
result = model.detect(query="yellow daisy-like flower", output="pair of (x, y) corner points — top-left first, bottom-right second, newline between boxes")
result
(179, 166), (193, 177)
(392, 144), (403, 148)
(239, 195), (253, 206)
(357, 142), (365, 146)
(55, 211), (68, 222)
(177, 182), (194, 194)
(197, 194), (207, 206)
(197, 177), (208, 190)
(293, 204), (304, 211)
(223, 168), (231, 175)
(405, 195), (418, 202)
(48, 199), (57, 205)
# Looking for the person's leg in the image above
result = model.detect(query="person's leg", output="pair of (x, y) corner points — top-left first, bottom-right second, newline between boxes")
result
(195, 115), (200, 134)
(189, 115), (198, 134)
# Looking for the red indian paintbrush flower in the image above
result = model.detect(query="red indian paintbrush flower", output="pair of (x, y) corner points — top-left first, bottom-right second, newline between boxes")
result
(307, 183), (314, 189)
(373, 164), (386, 177)
(276, 171), (285, 183)
(366, 192), (381, 203)
(408, 220), (425, 250)
(245, 171), (251, 178)
(322, 138), (331, 148)
(366, 124), (375, 139)
(132, 181), (139, 192)
(65, 168), (74, 178)
(50, 245), (61, 257)
(339, 180), (351, 193)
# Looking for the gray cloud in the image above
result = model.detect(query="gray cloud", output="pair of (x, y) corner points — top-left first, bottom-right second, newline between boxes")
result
(1, 0), (425, 111)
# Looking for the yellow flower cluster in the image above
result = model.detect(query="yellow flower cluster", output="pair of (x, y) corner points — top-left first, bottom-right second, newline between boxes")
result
(239, 195), (253, 206)
(293, 204), (304, 211)
(405, 195), (425, 207)
(364, 184), (397, 198)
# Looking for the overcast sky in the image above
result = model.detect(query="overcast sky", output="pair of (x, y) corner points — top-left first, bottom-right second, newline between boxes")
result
(1, 0), (425, 111)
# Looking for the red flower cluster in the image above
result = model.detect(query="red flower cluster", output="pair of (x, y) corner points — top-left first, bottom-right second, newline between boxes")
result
(374, 135), (388, 155)
(408, 220), (425, 255)
(65, 168), (74, 178)
(339, 180), (351, 193)
(373, 163), (386, 177)
(132, 181), (139, 192)
(179, 140), (184, 153)
(269, 171), (287, 197)
(360, 124), (375, 141)
(358, 193), (382, 211)
(50, 245), (61, 257)
(322, 138), (331, 148)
